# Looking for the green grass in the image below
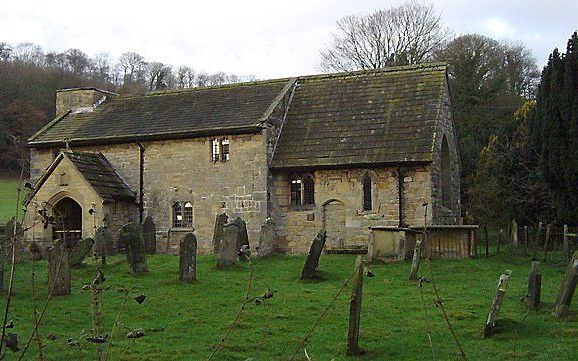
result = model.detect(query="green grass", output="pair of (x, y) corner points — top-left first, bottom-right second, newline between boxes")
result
(0, 178), (25, 224)
(1, 253), (577, 360)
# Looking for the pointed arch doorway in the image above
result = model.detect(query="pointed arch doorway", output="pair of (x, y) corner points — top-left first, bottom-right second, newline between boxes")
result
(52, 197), (83, 245)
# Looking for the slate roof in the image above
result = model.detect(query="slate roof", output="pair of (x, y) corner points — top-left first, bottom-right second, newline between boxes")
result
(270, 63), (447, 168)
(65, 151), (135, 201)
(27, 151), (135, 203)
(28, 78), (295, 146)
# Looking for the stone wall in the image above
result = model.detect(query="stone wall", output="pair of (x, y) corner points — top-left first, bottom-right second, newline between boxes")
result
(430, 79), (462, 224)
(271, 166), (433, 254)
(30, 148), (57, 185)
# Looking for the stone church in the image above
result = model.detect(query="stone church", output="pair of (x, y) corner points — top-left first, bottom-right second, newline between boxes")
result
(24, 62), (462, 254)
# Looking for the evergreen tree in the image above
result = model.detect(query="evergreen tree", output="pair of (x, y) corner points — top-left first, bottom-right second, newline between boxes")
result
(530, 32), (578, 224)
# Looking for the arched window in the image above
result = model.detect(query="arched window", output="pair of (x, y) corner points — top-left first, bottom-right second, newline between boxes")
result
(441, 136), (452, 208)
(362, 174), (372, 211)
(183, 202), (193, 227)
(303, 175), (315, 205)
(172, 202), (183, 227)
(290, 176), (302, 206)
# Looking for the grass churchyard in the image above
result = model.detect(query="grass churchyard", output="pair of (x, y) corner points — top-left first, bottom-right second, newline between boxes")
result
(0, 251), (576, 360)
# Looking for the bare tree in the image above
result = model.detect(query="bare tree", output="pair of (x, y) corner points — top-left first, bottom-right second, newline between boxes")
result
(319, 1), (450, 71)
(65, 48), (91, 75)
(12, 42), (44, 65)
(117, 52), (147, 85)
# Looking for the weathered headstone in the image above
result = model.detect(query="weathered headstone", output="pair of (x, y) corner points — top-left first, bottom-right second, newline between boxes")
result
(527, 261), (541, 310)
(212, 213), (228, 253)
(69, 237), (95, 268)
(483, 269), (512, 337)
(409, 239), (423, 281)
(119, 222), (148, 274)
(347, 255), (364, 356)
(257, 218), (275, 258)
(300, 230), (327, 280)
(47, 239), (71, 296)
(233, 217), (250, 261)
(511, 219), (518, 248)
(218, 222), (239, 268)
(94, 226), (114, 256)
(142, 216), (157, 254)
(553, 251), (578, 318)
(179, 232), (197, 282)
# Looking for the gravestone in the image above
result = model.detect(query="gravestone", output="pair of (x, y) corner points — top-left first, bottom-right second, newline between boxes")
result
(179, 232), (197, 282)
(527, 261), (541, 310)
(94, 226), (114, 257)
(218, 222), (239, 268)
(47, 239), (71, 296)
(212, 213), (228, 253)
(347, 256), (364, 355)
(69, 237), (95, 268)
(483, 269), (512, 337)
(300, 230), (327, 280)
(233, 217), (250, 260)
(119, 222), (148, 274)
(553, 251), (578, 318)
(142, 216), (157, 254)
(409, 239), (422, 281)
(257, 218), (275, 258)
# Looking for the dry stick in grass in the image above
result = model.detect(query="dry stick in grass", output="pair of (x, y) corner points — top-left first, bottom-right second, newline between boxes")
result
(206, 253), (254, 361)
(17, 243), (68, 361)
(104, 290), (130, 361)
(288, 271), (355, 361)
(0, 165), (25, 356)
(30, 254), (46, 360)
(511, 309), (530, 360)
(418, 278), (436, 361)
(426, 258), (468, 361)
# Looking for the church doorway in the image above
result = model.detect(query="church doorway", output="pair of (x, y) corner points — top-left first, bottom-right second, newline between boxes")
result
(52, 197), (83, 246)
(322, 199), (346, 249)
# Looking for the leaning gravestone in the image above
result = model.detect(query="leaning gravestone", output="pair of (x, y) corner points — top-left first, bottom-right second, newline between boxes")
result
(212, 213), (228, 253)
(69, 237), (95, 268)
(218, 222), (239, 268)
(527, 261), (541, 310)
(47, 239), (71, 296)
(347, 256), (364, 356)
(483, 269), (512, 337)
(553, 251), (578, 318)
(300, 230), (327, 280)
(257, 218), (275, 258)
(232, 217), (250, 262)
(142, 216), (157, 254)
(179, 233), (197, 282)
(119, 222), (148, 274)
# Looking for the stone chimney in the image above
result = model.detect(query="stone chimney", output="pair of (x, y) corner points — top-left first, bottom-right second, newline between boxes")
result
(55, 87), (117, 115)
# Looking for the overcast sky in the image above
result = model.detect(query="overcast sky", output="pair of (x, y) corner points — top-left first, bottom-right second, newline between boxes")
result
(1, 0), (576, 79)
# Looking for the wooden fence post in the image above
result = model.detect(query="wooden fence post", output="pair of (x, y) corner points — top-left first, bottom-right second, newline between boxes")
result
(527, 261), (541, 310)
(553, 251), (578, 318)
(347, 256), (364, 356)
(483, 270), (512, 337)
(512, 219), (518, 248)
(563, 225), (569, 260)
(484, 226), (489, 258)
(543, 224), (552, 262)
(532, 222), (543, 259)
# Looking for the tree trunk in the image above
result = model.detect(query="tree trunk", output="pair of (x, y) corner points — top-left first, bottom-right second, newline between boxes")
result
(543, 224), (552, 262)
(532, 222), (543, 259)
(511, 219), (518, 248)
(563, 225), (569, 261)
